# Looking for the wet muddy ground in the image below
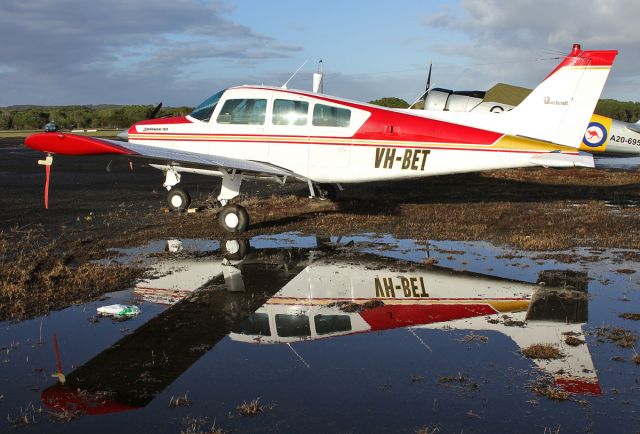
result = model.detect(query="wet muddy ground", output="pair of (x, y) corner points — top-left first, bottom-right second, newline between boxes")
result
(1, 137), (640, 433)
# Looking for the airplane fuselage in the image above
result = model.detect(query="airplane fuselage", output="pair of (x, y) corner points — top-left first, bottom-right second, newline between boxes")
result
(127, 86), (584, 184)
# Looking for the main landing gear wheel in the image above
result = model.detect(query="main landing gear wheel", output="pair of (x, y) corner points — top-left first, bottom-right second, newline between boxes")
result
(221, 239), (250, 260)
(317, 183), (338, 201)
(167, 187), (191, 212)
(218, 204), (249, 233)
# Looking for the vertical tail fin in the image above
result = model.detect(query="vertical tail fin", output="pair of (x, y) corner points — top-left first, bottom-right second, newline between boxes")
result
(507, 44), (618, 148)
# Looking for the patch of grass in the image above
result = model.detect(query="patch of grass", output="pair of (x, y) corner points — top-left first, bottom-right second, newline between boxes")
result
(236, 398), (274, 417)
(530, 379), (570, 401)
(604, 327), (637, 348)
(327, 300), (384, 313)
(522, 344), (564, 360)
(169, 393), (192, 408)
(7, 402), (42, 427)
(48, 408), (81, 423)
(437, 373), (479, 391)
(458, 334), (489, 344)
(564, 336), (585, 346)
(415, 425), (440, 434)
(620, 313), (640, 321)
(180, 416), (226, 434)
(0, 228), (144, 321)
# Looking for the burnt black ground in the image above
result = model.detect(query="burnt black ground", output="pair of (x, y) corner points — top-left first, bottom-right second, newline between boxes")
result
(1, 137), (160, 231)
(0, 137), (295, 235)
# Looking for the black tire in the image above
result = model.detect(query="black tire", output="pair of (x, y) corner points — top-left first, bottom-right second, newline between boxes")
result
(167, 187), (191, 212)
(221, 239), (250, 260)
(218, 204), (250, 233)
(490, 105), (504, 113)
(317, 183), (338, 201)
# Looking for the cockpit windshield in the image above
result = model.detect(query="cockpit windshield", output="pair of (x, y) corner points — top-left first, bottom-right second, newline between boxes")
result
(189, 89), (226, 122)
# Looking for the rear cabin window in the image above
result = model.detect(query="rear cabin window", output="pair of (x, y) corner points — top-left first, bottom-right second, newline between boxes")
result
(217, 99), (266, 125)
(312, 104), (351, 127)
(272, 99), (309, 126)
(314, 314), (352, 335)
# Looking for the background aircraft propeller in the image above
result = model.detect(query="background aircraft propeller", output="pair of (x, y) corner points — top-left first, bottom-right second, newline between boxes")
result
(409, 62), (433, 109)
(116, 102), (163, 141)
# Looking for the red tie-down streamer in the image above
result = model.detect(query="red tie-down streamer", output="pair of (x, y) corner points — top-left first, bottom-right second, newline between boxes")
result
(37, 154), (53, 209)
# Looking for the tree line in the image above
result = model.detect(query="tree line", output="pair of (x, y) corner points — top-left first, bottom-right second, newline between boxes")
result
(0, 105), (192, 130)
(1, 97), (639, 131)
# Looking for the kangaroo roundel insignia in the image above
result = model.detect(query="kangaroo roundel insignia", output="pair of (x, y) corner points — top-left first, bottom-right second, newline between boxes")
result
(583, 122), (607, 147)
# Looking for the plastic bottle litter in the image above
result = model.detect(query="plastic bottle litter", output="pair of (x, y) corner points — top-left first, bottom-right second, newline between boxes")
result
(97, 304), (141, 317)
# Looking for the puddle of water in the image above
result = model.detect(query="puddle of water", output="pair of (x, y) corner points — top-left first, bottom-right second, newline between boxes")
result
(1, 232), (639, 433)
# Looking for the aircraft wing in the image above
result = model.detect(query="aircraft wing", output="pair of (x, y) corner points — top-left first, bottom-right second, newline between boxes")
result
(24, 133), (296, 178)
(121, 141), (294, 177)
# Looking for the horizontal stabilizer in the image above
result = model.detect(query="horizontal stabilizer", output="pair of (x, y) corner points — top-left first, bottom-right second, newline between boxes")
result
(626, 121), (640, 134)
(529, 152), (594, 168)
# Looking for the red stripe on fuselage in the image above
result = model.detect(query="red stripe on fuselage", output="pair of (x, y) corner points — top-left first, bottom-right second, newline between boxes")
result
(359, 304), (498, 331)
(555, 377), (602, 395)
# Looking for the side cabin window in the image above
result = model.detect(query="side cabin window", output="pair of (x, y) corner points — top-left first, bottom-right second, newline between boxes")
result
(314, 314), (352, 335)
(272, 99), (309, 126)
(275, 314), (311, 338)
(217, 98), (266, 125)
(312, 104), (351, 127)
(231, 313), (271, 336)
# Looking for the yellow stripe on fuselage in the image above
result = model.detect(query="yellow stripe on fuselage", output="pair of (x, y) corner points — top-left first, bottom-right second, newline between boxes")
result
(129, 133), (578, 154)
(267, 298), (530, 312)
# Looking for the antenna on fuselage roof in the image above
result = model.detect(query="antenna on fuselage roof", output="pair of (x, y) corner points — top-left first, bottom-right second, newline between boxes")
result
(281, 60), (307, 89)
(313, 60), (324, 93)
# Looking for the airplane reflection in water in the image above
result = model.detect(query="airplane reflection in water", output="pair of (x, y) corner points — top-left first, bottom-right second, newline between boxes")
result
(42, 239), (599, 416)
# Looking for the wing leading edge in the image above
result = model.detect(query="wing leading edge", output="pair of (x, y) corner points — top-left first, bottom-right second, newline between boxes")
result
(24, 133), (297, 178)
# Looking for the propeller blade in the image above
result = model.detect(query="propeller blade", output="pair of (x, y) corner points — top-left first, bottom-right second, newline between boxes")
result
(116, 102), (162, 141)
(149, 102), (163, 119)
(425, 61), (432, 92)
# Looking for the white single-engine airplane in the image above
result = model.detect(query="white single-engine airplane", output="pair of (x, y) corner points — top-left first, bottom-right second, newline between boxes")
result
(25, 44), (617, 232)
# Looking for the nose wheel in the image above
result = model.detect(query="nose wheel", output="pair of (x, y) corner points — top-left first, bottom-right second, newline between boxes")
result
(218, 204), (249, 233)
(167, 187), (191, 212)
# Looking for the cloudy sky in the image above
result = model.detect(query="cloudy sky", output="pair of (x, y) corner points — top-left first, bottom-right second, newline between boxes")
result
(1, 0), (639, 107)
